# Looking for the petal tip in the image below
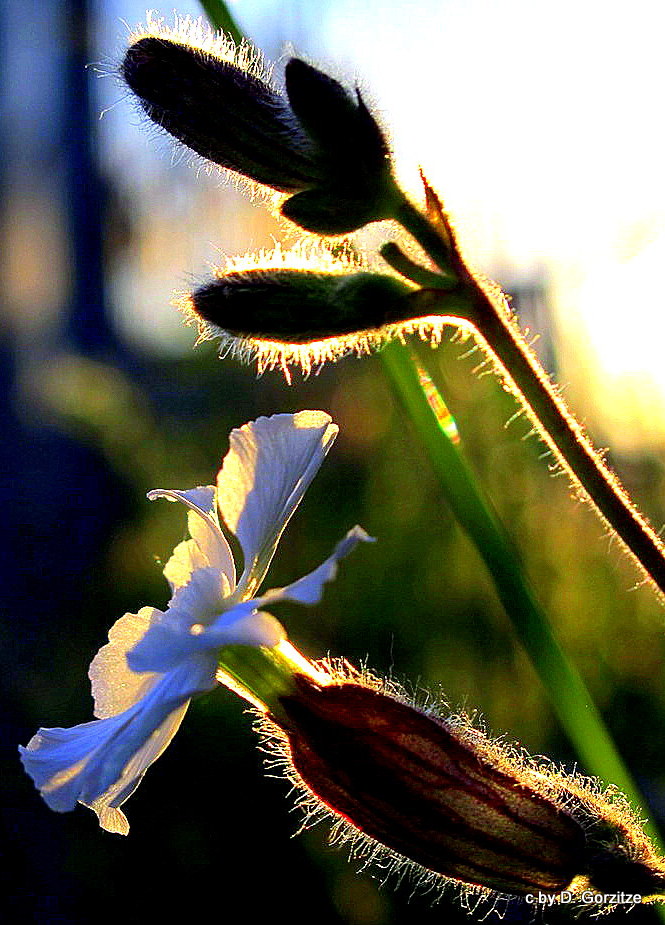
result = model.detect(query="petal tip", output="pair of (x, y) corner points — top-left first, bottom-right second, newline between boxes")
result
(351, 525), (376, 543)
(92, 804), (130, 836)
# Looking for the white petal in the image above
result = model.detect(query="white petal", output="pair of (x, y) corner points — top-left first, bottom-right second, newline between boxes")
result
(125, 621), (198, 674)
(89, 608), (160, 719)
(210, 526), (373, 635)
(20, 720), (118, 808)
(197, 608), (285, 650)
(20, 655), (217, 833)
(127, 597), (286, 674)
(167, 566), (228, 628)
(163, 539), (207, 591)
(251, 526), (374, 608)
(87, 656), (216, 800)
(216, 412), (338, 597)
(148, 486), (236, 590)
(85, 699), (190, 832)
(91, 804), (130, 835)
(126, 566), (253, 674)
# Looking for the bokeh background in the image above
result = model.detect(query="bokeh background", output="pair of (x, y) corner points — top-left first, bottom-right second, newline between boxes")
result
(4, 1), (665, 922)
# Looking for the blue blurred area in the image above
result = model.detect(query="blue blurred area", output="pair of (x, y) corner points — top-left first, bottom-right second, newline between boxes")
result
(3, 3), (665, 924)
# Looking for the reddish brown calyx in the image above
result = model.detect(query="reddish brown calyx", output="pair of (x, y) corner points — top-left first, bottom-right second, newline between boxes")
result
(276, 677), (586, 896)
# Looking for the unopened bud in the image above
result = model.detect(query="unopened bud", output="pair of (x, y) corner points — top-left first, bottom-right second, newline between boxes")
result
(123, 35), (321, 193)
(122, 21), (395, 233)
(180, 256), (473, 379)
(187, 269), (413, 343)
(282, 59), (394, 233)
(267, 674), (665, 904)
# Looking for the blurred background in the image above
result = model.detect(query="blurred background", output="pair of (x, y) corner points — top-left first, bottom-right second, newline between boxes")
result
(4, 0), (665, 922)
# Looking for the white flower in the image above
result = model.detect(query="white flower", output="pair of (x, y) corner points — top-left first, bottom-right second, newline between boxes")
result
(20, 412), (371, 835)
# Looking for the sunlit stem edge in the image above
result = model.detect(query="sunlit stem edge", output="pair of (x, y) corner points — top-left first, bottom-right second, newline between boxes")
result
(469, 294), (665, 599)
(217, 640), (328, 724)
(392, 194), (665, 602)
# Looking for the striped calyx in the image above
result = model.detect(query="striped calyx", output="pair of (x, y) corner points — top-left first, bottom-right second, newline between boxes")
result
(276, 677), (665, 900)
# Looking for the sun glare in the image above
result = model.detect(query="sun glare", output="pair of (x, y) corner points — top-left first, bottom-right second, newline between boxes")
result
(320, 0), (665, 445)
(556, 232), (665, 449)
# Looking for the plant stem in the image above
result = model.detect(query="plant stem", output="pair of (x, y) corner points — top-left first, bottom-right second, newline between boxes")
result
(395, 196), (665, 600)
(381, 340), (660, 842)
(469, 293), (665, 596)
(197, 0), (244, 45)
(391, 193), (457, 275)
(217, 640), (327, 723)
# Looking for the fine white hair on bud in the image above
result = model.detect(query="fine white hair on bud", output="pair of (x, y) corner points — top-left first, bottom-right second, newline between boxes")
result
(128, 12), (269, 75)
(175, 242), (459, 382)
(255, 661), (665, 913)
(121, 15), (397, 235)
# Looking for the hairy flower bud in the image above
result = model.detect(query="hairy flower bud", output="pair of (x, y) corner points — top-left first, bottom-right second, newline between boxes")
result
(178, 240), (473, 379)
(122, 19), (395, 233)
(187, 269), (413, 343)
(123, 35), (323, 194)
(281, 59), (393, 233)
(266, 673), (665, 905)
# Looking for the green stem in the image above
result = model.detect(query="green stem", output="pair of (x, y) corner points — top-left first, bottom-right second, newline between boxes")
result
(391, 192), (456, 275)
(197, 0), (244, 45)
(217, 642), (305, 723)
(381, 340), (659, 843)
(380, 242), (454, 289)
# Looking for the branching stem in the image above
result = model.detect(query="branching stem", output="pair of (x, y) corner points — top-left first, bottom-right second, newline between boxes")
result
(395, 194), (665, 600)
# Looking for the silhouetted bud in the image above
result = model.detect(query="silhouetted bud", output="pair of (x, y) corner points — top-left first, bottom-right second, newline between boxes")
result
(123, 35), (322, 193)
(187, 269), (412, 343)
(266, 674), (665, 905)
(282, 59), (393, 233)
(122, 19), (395, 233)
(177, 238), (473, 378)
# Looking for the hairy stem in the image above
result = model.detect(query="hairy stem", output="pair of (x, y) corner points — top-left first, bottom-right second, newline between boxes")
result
(469, 292), (665, 597)
(392, 193), (457, 276)
(396, 197), (665, 600)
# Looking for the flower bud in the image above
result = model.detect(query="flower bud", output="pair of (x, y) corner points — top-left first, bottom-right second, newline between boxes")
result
(179, 247), (473, 379)
(281, 59), (394, 233)
(187, 269), (413, 343)
(121, 21), (395, 234)
(123, 35), (321, 193)
(268, 674), (665, 904)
